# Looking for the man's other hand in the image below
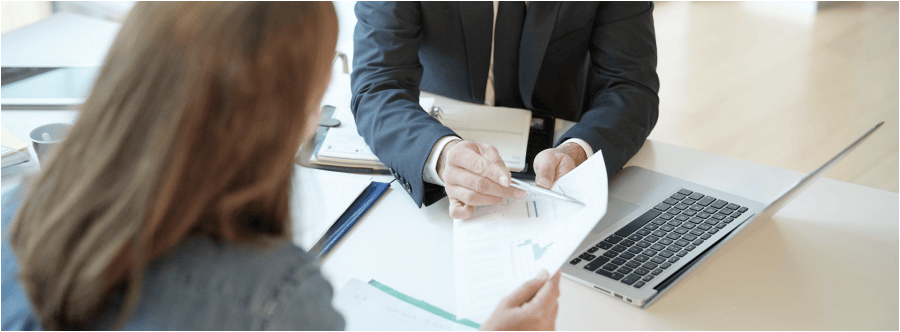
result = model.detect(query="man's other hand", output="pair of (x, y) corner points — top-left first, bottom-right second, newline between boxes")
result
(533, 142), (588, 189)
(438, 140), (526, 219)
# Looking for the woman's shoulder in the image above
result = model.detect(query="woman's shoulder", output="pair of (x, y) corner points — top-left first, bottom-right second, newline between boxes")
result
(105, 236), (345, 330)
(4, 182), (344, 330)
(2, 185), (42, 330)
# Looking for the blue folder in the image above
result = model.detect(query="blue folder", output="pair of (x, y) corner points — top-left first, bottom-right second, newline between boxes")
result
(309, 181), (391, 259)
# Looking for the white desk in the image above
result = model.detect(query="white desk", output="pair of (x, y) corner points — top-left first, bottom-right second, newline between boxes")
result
(3, 108), (897, 330)
(4, 69), (898, 329)
(311, 139), (899, 330)
(2, 11), (896, 328)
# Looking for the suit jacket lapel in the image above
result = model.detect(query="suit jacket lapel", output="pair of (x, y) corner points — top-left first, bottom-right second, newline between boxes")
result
(458, 2), (493, 104)
(519, 1), (560, 110)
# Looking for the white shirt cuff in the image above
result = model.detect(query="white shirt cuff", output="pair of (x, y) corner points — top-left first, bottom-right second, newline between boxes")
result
(562, 138), (594, 159)
(423, 136), (462, 186)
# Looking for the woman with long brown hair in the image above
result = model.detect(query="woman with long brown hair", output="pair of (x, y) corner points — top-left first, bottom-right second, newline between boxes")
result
(2, 2), (560, 330)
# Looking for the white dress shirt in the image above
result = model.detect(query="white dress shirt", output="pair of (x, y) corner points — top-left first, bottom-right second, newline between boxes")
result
(422, 1), (594, 185)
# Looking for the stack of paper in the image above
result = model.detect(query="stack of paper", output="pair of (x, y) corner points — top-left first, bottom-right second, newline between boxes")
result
(453, 153), (609, 322)
(312, 130), (385, 170)
(2, 126), (30, 168)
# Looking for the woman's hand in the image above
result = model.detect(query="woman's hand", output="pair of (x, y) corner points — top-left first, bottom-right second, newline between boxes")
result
(479, 269), (562, 331)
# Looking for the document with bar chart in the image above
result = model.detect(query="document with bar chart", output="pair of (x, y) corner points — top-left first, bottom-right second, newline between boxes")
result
(453, 154), (608, 322)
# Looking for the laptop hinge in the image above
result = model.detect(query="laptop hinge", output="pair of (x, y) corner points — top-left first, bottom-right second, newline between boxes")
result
(653, 225), (739, 291)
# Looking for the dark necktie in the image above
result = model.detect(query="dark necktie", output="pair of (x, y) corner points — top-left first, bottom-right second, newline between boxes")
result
(493, 1), (526, 108)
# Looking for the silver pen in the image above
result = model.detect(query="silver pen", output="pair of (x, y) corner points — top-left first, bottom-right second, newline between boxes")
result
(509, 178), (584, 206)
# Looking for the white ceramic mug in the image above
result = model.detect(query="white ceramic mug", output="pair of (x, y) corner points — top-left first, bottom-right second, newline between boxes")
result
(29, 123), (72, 166)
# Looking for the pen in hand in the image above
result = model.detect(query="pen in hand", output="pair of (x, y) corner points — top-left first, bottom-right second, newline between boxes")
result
(509, 178), (584, 206)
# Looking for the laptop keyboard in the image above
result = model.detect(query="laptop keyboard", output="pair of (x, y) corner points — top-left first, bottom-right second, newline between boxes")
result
(569, 189), (748, 289)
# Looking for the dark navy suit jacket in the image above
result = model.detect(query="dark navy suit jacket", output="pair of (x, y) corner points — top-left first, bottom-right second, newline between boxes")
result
(351, 2), (660, 207)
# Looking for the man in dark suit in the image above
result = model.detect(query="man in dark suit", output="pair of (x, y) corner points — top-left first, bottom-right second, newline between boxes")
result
(351, 2), (659, 219)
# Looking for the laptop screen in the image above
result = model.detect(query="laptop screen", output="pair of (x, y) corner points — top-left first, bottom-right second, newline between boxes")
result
(1, 67), (99, 108)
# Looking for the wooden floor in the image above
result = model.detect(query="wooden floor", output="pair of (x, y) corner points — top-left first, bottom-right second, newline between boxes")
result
(651, 2), (898, 193)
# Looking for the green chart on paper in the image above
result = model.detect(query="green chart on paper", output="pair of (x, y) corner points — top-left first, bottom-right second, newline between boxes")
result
(517, 239), (554, 260)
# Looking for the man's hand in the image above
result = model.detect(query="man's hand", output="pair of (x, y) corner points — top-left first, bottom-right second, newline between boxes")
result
(438, 140), (526, 219)
(533, 142), (588, 189)
(479, 269), (562, 331)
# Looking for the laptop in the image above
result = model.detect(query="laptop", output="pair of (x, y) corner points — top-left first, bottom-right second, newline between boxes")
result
(2, 66), (99, 110)
(562, 122), (884, 307)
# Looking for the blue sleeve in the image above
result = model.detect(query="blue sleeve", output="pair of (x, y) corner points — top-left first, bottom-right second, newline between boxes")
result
(558, 2), (660, 178)
(351, 1), (456, 207)
(2, 186), (42, 330)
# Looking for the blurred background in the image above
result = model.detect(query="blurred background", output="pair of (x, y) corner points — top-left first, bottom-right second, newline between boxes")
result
(2, 1), (896, 192)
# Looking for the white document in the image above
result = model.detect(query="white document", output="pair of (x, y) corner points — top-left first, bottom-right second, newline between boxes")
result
(453, 153), (608, 322)
(292, 172), (372, 251)
(334, 278), (478, 331)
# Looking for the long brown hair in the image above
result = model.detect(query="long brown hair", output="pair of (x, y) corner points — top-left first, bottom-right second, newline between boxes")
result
(9, 2), (337, 329)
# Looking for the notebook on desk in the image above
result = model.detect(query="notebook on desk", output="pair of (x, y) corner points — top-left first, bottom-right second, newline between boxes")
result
(292, 171), (391, 259)
(431, 102), (531, 172)
(301, 97), (533, 173)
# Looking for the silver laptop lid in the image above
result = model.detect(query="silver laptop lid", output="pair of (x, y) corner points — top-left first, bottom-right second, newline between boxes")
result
(635, 121), (885, 308)
(756, 121), (883, 220)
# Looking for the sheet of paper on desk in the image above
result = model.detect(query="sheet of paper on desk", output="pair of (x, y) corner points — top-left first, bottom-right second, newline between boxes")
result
(453, 153), (608, 322)
(334, 278), (477, 331)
